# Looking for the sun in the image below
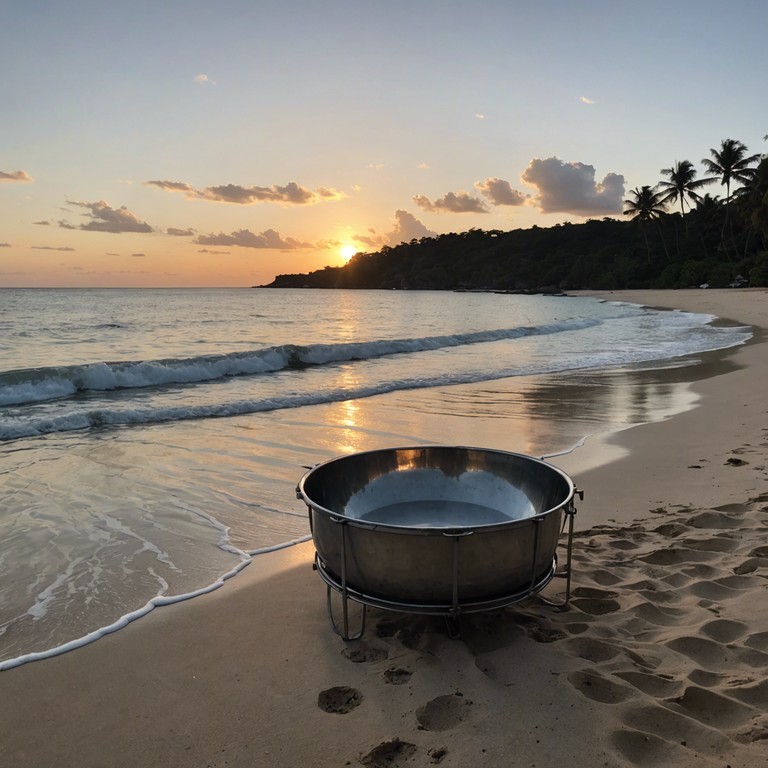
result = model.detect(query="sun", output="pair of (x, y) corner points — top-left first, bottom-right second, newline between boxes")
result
(339, 244), (357, 261)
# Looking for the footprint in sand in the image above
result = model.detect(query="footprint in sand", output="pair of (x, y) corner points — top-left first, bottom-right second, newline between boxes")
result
(670, 686), (754, 729)
(614, 670), (681, 698)
(685, 510), (743, 529)
(744, 631), (768, 652)
(628, 600), (685, 627)
(416, 694), (471, 732)
(383, 667), (412, 685)
(317, 686), (363, 714)
(687, 668), (729, 687)
(681, 536), (739, 553)
(360, 739), (416, 767)
(699, 618), (749, 643)
(515, 615), (568, 643)
(727, 678), (768, 708)
(618, 703), (731, 755)
(587, 568), (622, 586)
(564, 637), (621, 663)
(569, 586), (621, 616)
(653, 522), (688, 537)
(639, 548), (716, 566)
(611, 729), (689, 767)
(427, 747), (448, 764)
(664, 635), (757, 671)
(686, 579), (744, 601)
(341, 642), (389, 663)
(748, 544), (768, 558)
(566, 669), (635, 704)
(734, 557), (768, 574)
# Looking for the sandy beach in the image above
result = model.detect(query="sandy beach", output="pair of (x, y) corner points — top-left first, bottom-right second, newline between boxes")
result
(2, 288), (767, 768)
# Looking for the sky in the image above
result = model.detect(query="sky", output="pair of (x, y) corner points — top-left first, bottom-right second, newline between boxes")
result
(2, 0), (767, 288)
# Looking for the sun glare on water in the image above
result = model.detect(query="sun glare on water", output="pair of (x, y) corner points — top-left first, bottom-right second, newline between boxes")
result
(339, 244), (357, 261)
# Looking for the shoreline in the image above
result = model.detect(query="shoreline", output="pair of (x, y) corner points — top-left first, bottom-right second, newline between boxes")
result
(2, 288), (767, 767)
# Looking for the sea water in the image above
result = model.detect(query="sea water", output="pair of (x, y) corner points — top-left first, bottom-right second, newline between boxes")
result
(0, 288), (751, 667)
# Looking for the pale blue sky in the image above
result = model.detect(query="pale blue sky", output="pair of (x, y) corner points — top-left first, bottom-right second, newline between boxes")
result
(2, 0), (766, 286)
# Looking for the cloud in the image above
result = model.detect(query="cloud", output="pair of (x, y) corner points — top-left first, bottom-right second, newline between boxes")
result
(0, 242), (11, 247)
(31, 245), (76, 251)
(521, 157), (625, 215)
(198, 248), (231, 255)
(146, 180), (193, 193)
(131, 253), (146, 258)
(64, 200), (154, 233)
(145, 179), (345, 205)
(367, 163), (386, 170)
(355, 210), (437, 248)
(194, 228), (313, 250)
(413, 191), (489, 214)
(194, 74), (215, 85)
(166, 227), (195, 236)
(0, 170), (33, 182)
(33, 220), (50, 225)
(417, 162), (429, 170)
(474, 177), (530, 206)
(475, 113), (485, 120)
(580, 96), (594, 105)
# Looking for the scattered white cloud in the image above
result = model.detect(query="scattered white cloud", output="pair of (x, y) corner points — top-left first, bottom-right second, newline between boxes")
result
(474, 177), (530, 206)
(145, 179), (345, 205)
(475, 113), (485, 120)
(31, 245), (76, 251)
(64, 200), (154, 233)
(355, 210), (437, 249)
(580, 96), (595, 105)
(521, 157), (625, 215)
(194, 228), (313, 250)
(194, 73), (215, 85)
(417, 162), (429, 170)
(0, 170), (33, 182)
(367, 163), (386, 170)
(413, 191), (489, 214)
(166, 227), (195, 236)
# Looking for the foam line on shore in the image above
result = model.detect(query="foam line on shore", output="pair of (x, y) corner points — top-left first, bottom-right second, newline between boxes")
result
(0, 535), (311, 673)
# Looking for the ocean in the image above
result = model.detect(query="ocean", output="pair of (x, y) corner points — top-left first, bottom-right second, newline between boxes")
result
(0, 288), (751, 668)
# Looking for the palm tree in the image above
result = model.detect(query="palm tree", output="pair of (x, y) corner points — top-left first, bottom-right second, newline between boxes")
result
(702, 139), (760, 205)
(702, 139), (760, 256)
(658, 160), (711, 218)
(623, 185), (668, 261)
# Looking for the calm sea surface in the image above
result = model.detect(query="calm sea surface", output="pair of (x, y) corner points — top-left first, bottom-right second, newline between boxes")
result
(0, 288), (751, 667)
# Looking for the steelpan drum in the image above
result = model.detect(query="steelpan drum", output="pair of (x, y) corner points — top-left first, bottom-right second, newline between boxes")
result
(298, 446), (577, 612)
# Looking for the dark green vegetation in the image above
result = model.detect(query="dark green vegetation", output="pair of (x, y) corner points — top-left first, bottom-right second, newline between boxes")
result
(266, 144), (768, 292)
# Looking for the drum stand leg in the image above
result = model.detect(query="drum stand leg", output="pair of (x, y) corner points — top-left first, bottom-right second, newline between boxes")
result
(537, 497), (579, 611)
(325, 520), (366, 641)
(327, 585), (366, 641)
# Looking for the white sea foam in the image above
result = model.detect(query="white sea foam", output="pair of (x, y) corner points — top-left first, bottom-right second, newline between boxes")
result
(0, 535), (312, 672)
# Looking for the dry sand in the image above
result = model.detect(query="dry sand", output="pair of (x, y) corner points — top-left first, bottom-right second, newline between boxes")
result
(1, 288), (767, 768)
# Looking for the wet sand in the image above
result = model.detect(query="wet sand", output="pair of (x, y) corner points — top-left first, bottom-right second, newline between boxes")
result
(1, 288), (767, 768)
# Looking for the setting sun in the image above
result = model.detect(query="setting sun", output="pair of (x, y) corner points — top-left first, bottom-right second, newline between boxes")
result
(339, 244), (357, 261)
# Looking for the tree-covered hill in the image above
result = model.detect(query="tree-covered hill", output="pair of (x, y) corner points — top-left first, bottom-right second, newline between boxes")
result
(265, 156), (768, 292)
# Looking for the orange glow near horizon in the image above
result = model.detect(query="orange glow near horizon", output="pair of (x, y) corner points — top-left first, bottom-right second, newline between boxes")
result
(339, 244), (357, 261)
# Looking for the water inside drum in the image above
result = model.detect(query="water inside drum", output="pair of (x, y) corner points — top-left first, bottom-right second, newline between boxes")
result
(356, 499), (513, 527)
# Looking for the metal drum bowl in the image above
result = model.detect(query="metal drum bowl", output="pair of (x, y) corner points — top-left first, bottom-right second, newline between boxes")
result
(297, 446), (578, 631)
